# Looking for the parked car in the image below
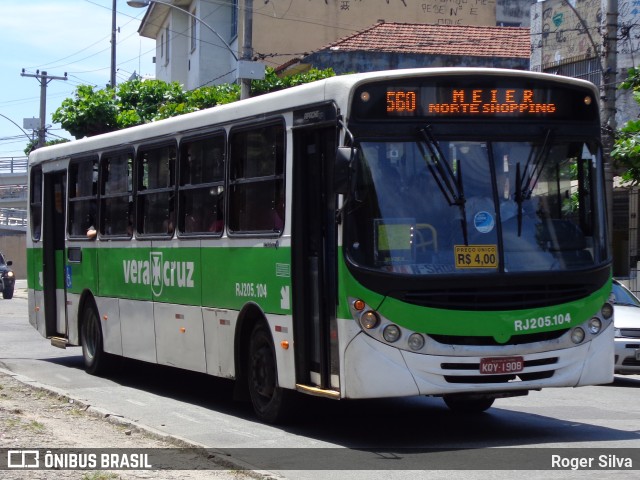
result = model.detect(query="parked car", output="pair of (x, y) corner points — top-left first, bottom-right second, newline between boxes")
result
(612, 279), (640, 374)
(0, 252), (14, 299)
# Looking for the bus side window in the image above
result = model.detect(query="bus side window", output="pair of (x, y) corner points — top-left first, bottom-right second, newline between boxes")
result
(100, 151), (134, 238)
(30, 167), (43, 241)
(178, 133), (225, 236)
(228, 121), (285, 235)
(137, 143), (176, 237)
(68, 156), (98, 240)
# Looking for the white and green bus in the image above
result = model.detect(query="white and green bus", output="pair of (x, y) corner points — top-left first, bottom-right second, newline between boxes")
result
(27, 68), (614, 423)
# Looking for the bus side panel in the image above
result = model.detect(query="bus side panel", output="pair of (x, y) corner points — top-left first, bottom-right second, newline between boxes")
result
(95, 296), (123, 356)
(201, 245), (292, 313)
(202, 308), (222, 376)
(66, 244), (99, 345)
(119, 298), (156, 363)
(203, 307), (234, 378)
(154, 303), (206, 373)
(98, 242), (157, 363)
(27, 248), (46, 337)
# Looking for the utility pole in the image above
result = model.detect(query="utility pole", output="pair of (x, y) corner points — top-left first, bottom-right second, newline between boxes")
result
(21, 70), (68, 148)
(240, 0), (254, 100)
(602, 0), (618, 252)
(111, 0), (117, 88)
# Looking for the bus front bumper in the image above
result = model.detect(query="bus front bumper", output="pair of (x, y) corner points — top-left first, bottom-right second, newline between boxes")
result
(343, 324), (614, 399)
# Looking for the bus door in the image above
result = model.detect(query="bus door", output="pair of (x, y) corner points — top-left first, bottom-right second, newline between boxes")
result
(42, 170), (68, 340)
(291, 105), (340, 395)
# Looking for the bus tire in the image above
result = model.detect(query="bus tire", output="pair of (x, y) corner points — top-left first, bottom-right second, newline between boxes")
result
(247, 322), (290, 424)
(443, 394), (495, 413)
(80, 299), (110, 375)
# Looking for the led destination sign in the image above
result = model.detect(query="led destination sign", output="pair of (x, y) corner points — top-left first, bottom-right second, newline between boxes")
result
(353, 78), (598, 121)
(387, 88), (559, 116)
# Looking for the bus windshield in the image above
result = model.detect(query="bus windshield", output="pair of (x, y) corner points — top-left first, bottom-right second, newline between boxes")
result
(345, 137), (605, 275)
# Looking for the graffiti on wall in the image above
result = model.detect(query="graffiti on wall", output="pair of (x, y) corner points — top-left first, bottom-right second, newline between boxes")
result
(531, 0), (601, 67)
(618, 0), (640, 57)
(259, 0), (496, 28)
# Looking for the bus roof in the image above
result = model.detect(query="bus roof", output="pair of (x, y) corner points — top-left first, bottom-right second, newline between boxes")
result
(28, 67), (598, 166)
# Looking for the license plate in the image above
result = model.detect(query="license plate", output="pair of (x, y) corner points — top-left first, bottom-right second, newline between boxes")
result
(480, 356), (524, 374)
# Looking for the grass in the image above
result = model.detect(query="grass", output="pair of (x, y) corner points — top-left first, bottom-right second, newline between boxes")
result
(81, 473), (119, 480)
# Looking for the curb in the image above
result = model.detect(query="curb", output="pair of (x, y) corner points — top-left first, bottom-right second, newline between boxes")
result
(0, 367), (283, 479)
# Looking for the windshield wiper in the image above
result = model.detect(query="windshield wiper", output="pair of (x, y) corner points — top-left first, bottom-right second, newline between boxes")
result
(417, 126), (468, 244)
(515, 129), (553, 235)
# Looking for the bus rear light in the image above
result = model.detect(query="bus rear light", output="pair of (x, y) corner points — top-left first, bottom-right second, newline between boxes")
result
(383, 324), (401, 343)
(601, 302), (613, 320)
(588, 317), (602, 335)
(571, 327), (585, 344)
(408, 333), (425, 351)
(360, 310), (379, 329)
(353, 299), (366, 311)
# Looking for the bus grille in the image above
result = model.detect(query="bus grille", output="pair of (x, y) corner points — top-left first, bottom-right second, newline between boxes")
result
(430, 329), (568, 346)
(398, 284), (590, 311)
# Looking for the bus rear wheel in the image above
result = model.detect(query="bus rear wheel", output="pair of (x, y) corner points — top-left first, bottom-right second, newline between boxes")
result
(443, 394), (495, 413)
(247, 323), (290, 424)
(80, 299), (111, 375)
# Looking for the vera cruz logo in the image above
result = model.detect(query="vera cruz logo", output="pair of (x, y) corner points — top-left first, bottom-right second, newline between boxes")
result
(151, 252), (163, 297)
(123, 251), (195, 298)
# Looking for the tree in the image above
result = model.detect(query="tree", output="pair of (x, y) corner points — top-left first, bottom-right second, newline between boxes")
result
(52, 68), (336, 140)
(612, 67), (640, 184)
(24, 138), (69, 156)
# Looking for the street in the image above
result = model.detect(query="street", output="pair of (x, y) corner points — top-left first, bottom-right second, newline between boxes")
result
(1, 281), (640, 479)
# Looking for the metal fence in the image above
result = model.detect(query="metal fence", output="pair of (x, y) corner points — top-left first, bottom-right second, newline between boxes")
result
(0, 157), (27, 173)
(0, 207), (27, 229)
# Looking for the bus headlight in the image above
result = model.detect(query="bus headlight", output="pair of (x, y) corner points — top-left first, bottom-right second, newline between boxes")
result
(601, 302), (613, 320)
(360, 310), (380, 330)
(383, 324), (401, 343)
(588, 317), (602, 335)
(571, 327), (585, 344)
(408, 333), (425, 351)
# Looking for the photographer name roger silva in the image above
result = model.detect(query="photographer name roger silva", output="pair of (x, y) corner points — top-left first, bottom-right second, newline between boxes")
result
(552, 454), (634, 470)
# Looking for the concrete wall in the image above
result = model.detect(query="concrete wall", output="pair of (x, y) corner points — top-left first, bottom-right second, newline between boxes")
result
(530, 0), (640, 129)
(0, 233), (26, 279)
(251, 0), (497, 69)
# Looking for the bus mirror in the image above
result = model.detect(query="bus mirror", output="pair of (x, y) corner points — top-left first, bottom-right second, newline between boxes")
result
(335, 146), (356, 194)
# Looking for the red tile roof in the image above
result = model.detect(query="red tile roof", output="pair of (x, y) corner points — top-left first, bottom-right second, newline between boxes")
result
(321, 22), (531, 59)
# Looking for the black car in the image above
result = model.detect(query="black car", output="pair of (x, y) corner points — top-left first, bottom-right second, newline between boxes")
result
(0, 252), (15, 299)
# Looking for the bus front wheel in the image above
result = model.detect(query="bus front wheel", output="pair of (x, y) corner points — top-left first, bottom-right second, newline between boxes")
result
(80, 299), (110, 375)
(443, 394), (495, 413)
(247, 322), (290, 424)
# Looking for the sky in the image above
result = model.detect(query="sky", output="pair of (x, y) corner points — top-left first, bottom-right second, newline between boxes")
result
(0, 0), (156, 159)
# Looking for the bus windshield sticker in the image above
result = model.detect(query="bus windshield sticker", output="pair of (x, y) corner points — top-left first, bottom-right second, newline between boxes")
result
(454, 245), (498, 269)
(473, 211), (495, 233)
